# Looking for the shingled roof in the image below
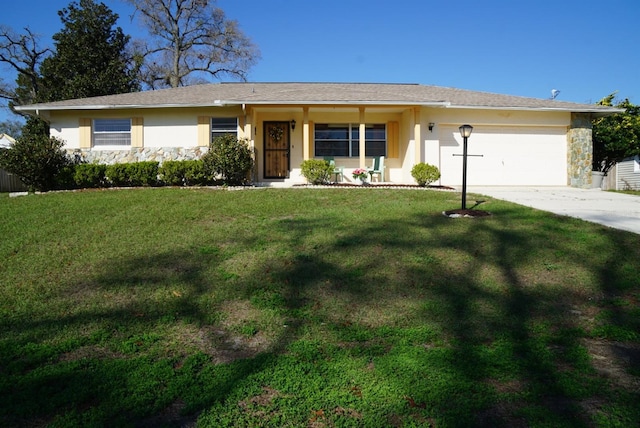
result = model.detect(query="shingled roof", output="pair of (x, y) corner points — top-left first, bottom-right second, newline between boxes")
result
(15, 82), (618, 114)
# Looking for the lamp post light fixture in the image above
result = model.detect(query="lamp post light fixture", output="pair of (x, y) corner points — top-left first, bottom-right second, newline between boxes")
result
(458, 124), (473, 210)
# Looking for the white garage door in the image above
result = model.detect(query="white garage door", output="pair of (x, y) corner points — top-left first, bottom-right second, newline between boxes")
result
(438, 125), (567, 186)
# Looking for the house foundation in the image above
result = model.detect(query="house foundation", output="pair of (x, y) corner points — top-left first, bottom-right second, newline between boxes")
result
(68, 147), (208, 165)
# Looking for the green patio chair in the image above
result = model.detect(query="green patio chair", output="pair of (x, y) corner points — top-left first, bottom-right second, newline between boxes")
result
(323, 156), (344, 182)
(368, 156), (385, 182)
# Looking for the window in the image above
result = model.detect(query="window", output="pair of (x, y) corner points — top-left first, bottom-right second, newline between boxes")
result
(211, 117), (238, 140)
(314, 123), (386, 157)
(93, 119), (131, 146)
(314, 124), (350, 157)
(634, 155), (640, 173)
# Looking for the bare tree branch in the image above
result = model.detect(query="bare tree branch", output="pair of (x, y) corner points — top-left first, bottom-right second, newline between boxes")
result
(127, 0), (260, 88)
(0, 26), (51, 113)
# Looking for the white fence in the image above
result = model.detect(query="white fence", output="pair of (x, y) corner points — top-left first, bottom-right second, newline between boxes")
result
(602, 159), (640, 191)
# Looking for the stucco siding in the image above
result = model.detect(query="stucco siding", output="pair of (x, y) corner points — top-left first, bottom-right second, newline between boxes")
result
(51, 107), (244, 151)
(426, 109), (572, 129)
(50, 112), (81, 148)
(143, 112), (198, 148)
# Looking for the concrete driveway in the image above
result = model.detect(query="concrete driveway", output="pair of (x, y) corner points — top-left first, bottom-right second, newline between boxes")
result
(467, 186), (640, 235)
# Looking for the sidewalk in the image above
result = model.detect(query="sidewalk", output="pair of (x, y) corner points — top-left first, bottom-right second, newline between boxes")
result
(467, 187), (640, 235)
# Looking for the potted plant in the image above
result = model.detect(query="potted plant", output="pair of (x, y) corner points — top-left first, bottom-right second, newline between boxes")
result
(352, 168), (368, 184)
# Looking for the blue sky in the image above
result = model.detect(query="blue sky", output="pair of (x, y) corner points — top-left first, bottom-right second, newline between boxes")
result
(2, 0), (639, 123)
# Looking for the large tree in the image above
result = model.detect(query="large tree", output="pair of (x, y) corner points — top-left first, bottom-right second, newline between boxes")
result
(127, 0), (260, 88)
(0, 26), (51, 113)
(39, 0), (140, 102)
(592, 94), (640, 174)
(1, 1), (142, 189)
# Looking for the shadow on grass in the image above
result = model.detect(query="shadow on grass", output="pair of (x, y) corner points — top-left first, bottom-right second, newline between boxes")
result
(1, 194), (638, 427)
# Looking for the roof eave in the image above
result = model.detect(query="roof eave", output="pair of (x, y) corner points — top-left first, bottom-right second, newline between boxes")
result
(234, 101), (453, 108)
(14, 100), (452, 112)
(448, 104), (625, 115)
(14, 101), (623, 116)
(14, 102), (229, 113)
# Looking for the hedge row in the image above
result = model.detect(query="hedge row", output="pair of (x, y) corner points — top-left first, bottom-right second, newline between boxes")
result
(66, 160), (218, 189)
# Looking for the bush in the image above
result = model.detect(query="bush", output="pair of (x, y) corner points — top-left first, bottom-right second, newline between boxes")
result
(55, 163), (79, 190)
(158, 160), (184, 186)
(74, 163), (107, 188)
(411, 163), (441, 187)
(105, 163), (127, 187)
(0, 133), (71, 192)
(300, 159), (333, 185)
(202, 135), (254, 186)
(159, 160), (210, 186)
(105, 161), (159, 187)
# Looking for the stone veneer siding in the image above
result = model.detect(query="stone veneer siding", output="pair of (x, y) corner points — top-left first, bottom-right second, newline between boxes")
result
(567, 113), (593, 188)
(68, 147), (209, 165)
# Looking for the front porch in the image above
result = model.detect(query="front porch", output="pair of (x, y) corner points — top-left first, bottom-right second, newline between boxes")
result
(241, 105), (425, 186)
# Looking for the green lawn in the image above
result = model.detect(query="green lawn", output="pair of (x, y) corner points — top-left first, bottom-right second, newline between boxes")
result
(1, 187), (638, 427)
(614, 190), (640, 196)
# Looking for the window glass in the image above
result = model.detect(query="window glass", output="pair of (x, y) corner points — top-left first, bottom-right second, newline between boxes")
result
(93, 119), (131, 146)
(315, 124), (350, 157)
(351, 127), (359, 156)
(315, 123), (386, 157)
(211, 117), (237, 140)
(365, 124), (386, 157)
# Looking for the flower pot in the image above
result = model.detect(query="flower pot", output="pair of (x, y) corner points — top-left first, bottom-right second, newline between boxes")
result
(352, 168), (369, 185)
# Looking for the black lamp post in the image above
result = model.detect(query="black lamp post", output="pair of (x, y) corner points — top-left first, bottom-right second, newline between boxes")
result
(458, 124), (473, 210)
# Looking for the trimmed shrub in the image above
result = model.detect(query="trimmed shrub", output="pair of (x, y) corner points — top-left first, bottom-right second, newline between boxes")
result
(159, 160), (210, 186)
(183, 160), (211, 186)
(105, 163), (128, 187)
(105, 161), (159, 187)
(300, 159), (333, 185)
(132, 162), (159, 186)
(411, 163), (441, 187)
(74, 164), (107, 188)
(158, 160), (183, 186)
(55, 163), (79, 190)
(202, 135), (254, 186)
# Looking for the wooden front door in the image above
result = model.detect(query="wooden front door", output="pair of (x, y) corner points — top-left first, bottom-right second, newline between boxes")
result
(264, 121), (290, 179)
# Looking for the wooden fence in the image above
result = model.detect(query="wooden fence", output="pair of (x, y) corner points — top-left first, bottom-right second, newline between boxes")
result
(0, 169), (27, 192)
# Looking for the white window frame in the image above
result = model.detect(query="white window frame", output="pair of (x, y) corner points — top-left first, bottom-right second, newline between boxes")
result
(92, 118), (131, 149)
(634, 155), (640, 173)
